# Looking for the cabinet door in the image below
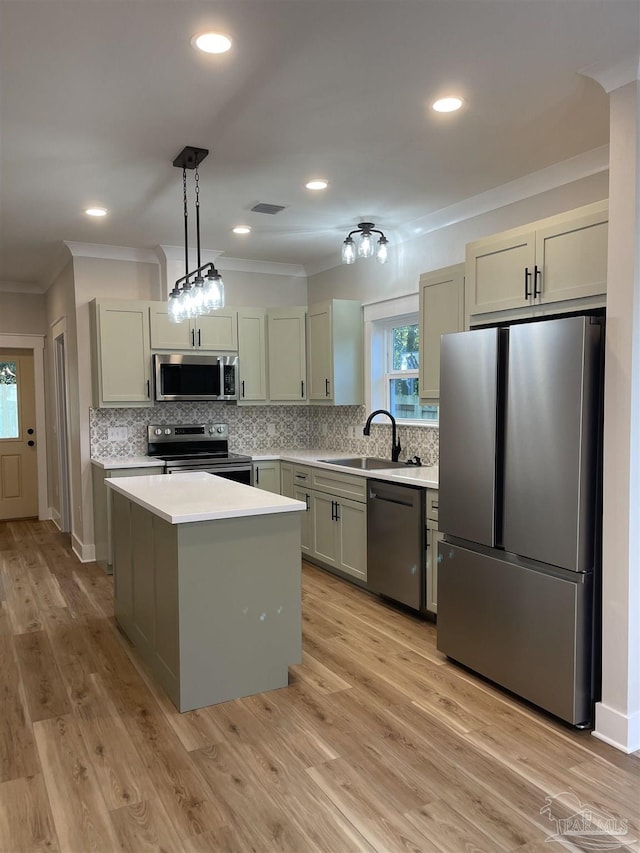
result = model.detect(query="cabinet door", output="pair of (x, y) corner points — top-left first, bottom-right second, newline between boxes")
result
(535, 207), (608, 304)
(280, 462), (294, 498)
(310, 491), (339, 567)
(419, 264), (464, 401)
(307, 303), (332, 400)
(336, 497), (367, 582)
(253, 461), (280, 493)
(293, 486), (312, 554)
(93, 301), (152, 406)
(466, 229), (535, 316)
(149, 307), (194, 350)
(238, 309), (267, 402)
(197, 310), (238, 351)
(426, 522), (443, 614)
(267, 308), (307, 402)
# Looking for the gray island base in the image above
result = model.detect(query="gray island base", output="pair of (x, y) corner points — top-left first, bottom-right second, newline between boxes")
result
(108, 473), (304, 712)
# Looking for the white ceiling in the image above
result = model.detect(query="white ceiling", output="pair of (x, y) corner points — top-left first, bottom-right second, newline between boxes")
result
(1, 0), (638, 291)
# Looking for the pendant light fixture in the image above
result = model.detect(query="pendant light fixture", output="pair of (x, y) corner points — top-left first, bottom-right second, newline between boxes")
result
(341, 222), (389, 265)
(168, 146), (225, 323)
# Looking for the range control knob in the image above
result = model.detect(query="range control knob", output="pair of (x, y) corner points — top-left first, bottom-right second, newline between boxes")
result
(209, 427), (215, 434)
(216, 426), (224, 433)
(165, 428), (172, 435)
(154, 428), (162, 436)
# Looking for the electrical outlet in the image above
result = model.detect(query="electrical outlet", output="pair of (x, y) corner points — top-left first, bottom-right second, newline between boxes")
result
(108, 427), (128, 441)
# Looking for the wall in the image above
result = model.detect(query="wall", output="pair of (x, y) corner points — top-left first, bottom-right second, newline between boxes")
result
(0, 292), (46, 335)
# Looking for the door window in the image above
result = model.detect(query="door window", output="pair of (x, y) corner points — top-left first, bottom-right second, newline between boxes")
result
(0, 361), (19, 439)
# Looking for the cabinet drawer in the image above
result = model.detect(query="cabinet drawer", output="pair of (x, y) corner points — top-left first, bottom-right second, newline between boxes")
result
(311, 468), (367, 502)
(426, 489), (439, 522)
(293, 465), (311, 485)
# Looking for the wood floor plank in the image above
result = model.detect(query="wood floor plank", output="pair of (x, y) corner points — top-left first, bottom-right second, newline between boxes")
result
(1, 551), (42, 634)
(0, 632), (40, 781)
(33, 715), (121, 852)
(404, 798), (503, 853)
(0, 773), (60, 853)
(108, 797), (186, 853)
(13, 630), (71, 722)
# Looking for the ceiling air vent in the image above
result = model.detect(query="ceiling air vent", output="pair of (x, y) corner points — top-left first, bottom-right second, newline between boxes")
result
(251, 202), (286, 215)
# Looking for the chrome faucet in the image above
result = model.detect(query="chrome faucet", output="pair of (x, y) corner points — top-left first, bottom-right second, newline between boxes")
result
(363, 409), (401, 462)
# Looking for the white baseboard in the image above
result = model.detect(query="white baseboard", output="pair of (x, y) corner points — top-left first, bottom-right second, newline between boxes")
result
(71, 532), (96, 564)
(49, 508), (61, 529)
(593, 701), (640, 754)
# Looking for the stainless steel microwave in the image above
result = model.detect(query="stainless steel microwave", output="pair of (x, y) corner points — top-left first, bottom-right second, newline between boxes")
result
(153, 353), (238, 402)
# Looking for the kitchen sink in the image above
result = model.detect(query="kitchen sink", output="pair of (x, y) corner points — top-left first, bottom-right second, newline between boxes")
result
(319, 456), (409, 470)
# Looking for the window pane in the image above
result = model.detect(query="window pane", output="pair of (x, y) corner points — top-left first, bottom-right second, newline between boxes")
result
(389, 377), (438, 422)
(392, 324), (419, 371)
(0, 361), (19, 438)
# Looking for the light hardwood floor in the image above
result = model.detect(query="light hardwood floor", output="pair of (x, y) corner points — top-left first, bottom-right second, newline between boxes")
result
(0, 519), (638, 853)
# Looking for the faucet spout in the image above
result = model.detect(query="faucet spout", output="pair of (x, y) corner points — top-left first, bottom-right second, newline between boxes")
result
(363, 409), (402, 462)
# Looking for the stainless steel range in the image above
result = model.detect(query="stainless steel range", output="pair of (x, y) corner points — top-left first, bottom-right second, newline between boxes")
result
(147, 423), (253, 485)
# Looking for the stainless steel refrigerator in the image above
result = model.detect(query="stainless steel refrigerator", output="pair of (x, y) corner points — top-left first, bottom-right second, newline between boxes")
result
(437, 314), (603, 726)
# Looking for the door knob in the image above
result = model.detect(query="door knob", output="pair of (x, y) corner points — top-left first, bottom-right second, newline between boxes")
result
(27, 428), (34, 435)
(28, 440), (35, 447)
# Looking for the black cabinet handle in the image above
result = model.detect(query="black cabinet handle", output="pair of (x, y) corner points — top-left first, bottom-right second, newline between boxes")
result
(198, 328), (201, 347)
(533, 264), (541, 298)
(305, 493), (310, 511)
(301, 380), (305, 398)
(146, 379), (150, 398)
(191, 328), (195, 347)
(331, 500), (335, 521)
(325, 378), (330, 397)
(524, 267), (532, 300)
(241, 380), (245, 398)
(256, 467), (259, 485)
(335, 502), (340, 522)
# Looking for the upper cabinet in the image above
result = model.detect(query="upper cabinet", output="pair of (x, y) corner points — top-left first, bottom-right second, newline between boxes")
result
(465, 200), (608, 324)
(149, 306), (238, 351)
(307, 299), (363, 406)
(267, 307), (307, 403)
(419, 264), (465, 403)
(90, 299), (153, 408)
(237, 308), (268, 403)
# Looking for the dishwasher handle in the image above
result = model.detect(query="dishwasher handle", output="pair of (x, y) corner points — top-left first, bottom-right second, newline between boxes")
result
(368, 482), (420, 509)
(370, 493), (414, 508)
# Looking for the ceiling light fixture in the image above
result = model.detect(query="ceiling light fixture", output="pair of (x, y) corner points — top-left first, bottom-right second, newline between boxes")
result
(191, 32), (232, 54)
(232, 225), (251, 234)
(306, 179), (328, 190)
(432, 96), (463, 113)
(341, 222), (389, 265)
(85, 207), (108, 217)
(168, 146), (225, 324)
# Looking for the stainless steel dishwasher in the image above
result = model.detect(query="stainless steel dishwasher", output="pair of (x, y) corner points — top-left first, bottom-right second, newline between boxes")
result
(367, 479), (425, 610)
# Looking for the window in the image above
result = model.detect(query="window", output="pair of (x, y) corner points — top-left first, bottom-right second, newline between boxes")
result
(369, 310), (438, 425)
(0, 361), (19, 439)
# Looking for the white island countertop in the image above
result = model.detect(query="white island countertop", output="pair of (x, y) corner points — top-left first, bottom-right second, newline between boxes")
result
(106, 471), (306, 524)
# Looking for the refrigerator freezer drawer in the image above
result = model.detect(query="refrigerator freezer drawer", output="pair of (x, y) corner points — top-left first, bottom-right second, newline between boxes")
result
(437, 541), (593, 725)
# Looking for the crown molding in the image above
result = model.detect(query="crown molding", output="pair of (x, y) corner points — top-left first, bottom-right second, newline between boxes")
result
(156, 245), (304, 277)
(581, 53), (640, 93)
(63, 242), (160, 264)
(0, 280), (45, 294)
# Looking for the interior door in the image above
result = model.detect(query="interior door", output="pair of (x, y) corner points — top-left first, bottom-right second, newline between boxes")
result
(0, 349), (38, 519)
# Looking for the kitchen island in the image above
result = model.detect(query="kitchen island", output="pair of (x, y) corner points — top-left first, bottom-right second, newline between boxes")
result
(106, 471), (306, 712)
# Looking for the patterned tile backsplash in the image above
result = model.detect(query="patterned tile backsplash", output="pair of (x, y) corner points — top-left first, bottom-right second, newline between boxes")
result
(90, 404), (439, 465)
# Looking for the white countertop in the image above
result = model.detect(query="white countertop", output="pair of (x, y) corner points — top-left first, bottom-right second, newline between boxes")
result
(256, 448), (439, 488)
(91, 456), (165, 470)
(106, 471), (306, 524)
(92, 449), (438, 488)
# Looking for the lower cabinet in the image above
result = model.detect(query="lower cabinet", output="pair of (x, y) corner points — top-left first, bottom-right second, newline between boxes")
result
(253, 460), (281, 493)
(309, 491), (367, 582)
(425, 488), (440, 614)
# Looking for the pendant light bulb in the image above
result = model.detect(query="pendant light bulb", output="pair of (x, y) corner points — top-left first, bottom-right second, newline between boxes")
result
(168, 287), (184, 323)
(358, 230), (374, 258)
(376, 236), (389, 264)
(342, 237), (356, 264)
(204, 269), (225, 311)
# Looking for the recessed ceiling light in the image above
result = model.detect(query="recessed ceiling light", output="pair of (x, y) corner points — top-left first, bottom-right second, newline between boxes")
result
(432, 96), (464, 113)
(232, 225), (251, 235)
(191, 32), (232, 54)
(85, 207), (108, 217)
(305, 179), (328, 191)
